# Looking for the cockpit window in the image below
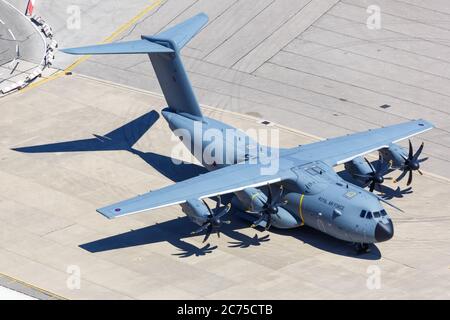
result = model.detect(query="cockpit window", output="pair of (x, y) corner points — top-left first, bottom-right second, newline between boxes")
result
(360, 210), (366, 218)
(373, 211), (381, 218)
(380, 210), (387, 216)
(366, 212), (372, 219)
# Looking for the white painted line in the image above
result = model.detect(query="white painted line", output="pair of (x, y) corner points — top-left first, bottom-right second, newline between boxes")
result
(7, 28), (15, 40)
(0, 18), (4, 24)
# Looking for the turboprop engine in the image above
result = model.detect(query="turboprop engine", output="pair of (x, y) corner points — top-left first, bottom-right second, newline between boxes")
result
(344, 156), (392, 192)
(181, 199), (211, 226)
(379, 143), (408, 169)
(233, 186), (301, 229)
(181, 198), (231, 242)
(379, 140), (428, 186)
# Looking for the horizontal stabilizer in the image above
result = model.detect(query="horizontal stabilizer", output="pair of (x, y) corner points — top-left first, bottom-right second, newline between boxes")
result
(152, 13), (208, 49)
(60, 40), (174, 55)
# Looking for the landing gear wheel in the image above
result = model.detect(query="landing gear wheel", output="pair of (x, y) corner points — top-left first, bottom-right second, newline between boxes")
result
(355, 243), (371, 254)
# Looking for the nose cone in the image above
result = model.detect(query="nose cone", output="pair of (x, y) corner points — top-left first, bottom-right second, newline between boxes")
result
(375, 219), (394, 242)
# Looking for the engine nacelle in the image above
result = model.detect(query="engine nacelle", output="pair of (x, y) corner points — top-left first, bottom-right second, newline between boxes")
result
(180, 199), (211, 226)
(344, 156), (373, 182)
(234, 187), (267, 212)
(379, 144), (406, 169)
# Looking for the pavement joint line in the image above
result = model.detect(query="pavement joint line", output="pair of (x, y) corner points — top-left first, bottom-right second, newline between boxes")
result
(0, 272), (67, 300)
(20, 0), (163, 93)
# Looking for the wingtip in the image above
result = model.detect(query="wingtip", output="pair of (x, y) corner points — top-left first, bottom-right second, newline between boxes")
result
(416, 119), (435, 128)
(198, 12), (209, 22)
(96, 208), (116, 219)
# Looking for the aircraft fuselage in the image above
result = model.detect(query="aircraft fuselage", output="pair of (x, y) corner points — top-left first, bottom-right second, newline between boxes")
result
(162, 109), (394, 244)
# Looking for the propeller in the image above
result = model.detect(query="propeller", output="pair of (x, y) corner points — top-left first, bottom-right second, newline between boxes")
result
(353, 155), (393, 192)
(191, 197), (231, 243)
(394, 140), (428, 186)
(250, 184), (287, 230)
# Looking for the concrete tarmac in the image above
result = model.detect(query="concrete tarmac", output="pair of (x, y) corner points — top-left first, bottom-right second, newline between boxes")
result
(0, 74), (449, 299)
(1, 0), (450, 300)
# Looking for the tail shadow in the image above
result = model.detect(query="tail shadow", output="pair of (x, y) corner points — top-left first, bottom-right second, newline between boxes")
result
(12, 110), (208, 182)
(12, 110), (160, 153)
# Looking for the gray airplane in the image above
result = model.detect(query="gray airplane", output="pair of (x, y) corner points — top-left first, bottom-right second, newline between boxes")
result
(51, 13), (433, 253)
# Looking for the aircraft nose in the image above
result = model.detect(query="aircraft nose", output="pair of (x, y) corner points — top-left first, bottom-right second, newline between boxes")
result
(375, 219), (394, 242)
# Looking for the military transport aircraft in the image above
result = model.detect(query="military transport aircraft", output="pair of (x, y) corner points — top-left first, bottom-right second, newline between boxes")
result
(28, 13), (434, 253)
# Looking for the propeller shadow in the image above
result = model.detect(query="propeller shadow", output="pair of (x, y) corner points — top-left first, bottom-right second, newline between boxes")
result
(228, 234), (270, 248)
(79, 215), (257, 258)
(377, 185), (413, 200)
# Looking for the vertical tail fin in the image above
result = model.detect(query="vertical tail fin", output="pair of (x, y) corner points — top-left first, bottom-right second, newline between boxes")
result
(61, 13), (208, 119)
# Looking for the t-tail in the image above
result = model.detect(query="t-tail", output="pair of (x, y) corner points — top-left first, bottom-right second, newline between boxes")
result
(61, 13), (208, 120)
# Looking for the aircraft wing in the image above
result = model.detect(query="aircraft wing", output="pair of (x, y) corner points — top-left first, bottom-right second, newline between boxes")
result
(97, 163), (289, 219)
(297, 119), (434, 166)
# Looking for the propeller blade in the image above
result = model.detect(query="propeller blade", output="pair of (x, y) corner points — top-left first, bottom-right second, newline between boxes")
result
(418, 157), (429, 163)
(408, 140), (413, 159)
(272, 185), (283, 205)
(394, 169), (408, 183)
(413, 142), (424, 161)
(384, 177), (394, 180)
(267, 184), (273, 205)
(369, 181), (376, 192)
(375, 154), (384, 173)
(191, 222), (211, 235)
(418, 169), (423, 176)
(378, 156), (391, 176)
(251, 214), (267, 228)
(265, 218), (272, 231)
(216, 203), (232, 219)
(215, 195), (222, 209)
(407, 169), (413, 186)
(202, 224), (213, 243)
(364, 157), (376, 174)
(202, 199), (214, 217)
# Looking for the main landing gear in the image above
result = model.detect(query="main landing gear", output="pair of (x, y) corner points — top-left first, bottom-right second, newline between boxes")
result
(354, 243), (371, 254)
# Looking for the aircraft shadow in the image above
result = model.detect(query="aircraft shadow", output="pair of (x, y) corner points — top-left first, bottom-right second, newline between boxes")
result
(14, 110), (380, 259)
(271, 227), (381, 260)
(233, 211), (381, 260)
(80, 215), (265, 258)
(80, 211), (380, 260)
